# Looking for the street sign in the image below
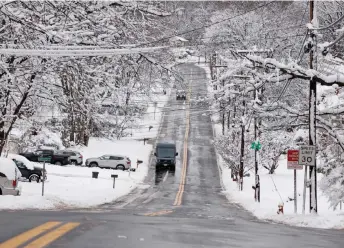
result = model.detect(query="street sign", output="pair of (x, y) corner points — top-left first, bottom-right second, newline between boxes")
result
(250, 141), (261, 151)
(287, 149), (302, 214)
(287, 150), (302, 170)
(298, 145), (316, 166)
(38, 156), (51, 162)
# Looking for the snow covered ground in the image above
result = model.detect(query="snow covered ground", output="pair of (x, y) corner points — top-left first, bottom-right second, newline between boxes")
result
(217, 152), (344, 229)
(0, 93), (169, 210)
(195, 60), (344, 229)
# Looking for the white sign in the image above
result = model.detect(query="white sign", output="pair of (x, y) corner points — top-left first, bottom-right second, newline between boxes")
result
(298, 145), (316, 166)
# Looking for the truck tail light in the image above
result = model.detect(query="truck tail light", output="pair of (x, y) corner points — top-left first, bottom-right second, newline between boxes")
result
(12, 180), (17, 188)
(127, 161), (131, 165)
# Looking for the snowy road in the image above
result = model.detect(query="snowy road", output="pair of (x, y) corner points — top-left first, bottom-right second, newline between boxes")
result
(0, 64), (344, 248)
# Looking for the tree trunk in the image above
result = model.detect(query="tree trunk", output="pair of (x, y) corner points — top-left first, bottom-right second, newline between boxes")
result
(269, 163), (277, 174)
(0, 82), (32, 155)
(83, 133), (89, 146)
(0, 129), (6, 156)
(269, 155), (281, 174)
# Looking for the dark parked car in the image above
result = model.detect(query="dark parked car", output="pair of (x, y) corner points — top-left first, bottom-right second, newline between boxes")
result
(8, 154), (47, 183)
(20, 149), (70, 166)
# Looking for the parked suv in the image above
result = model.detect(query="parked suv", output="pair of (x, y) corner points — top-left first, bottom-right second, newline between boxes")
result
(20, 149), (70, 166)
(8, 154), (46, 183)
(85, 155), (131, 170)
(176, 90), (186, 100)
(57, 150), (83, 165)
(0, 157), (21, 196)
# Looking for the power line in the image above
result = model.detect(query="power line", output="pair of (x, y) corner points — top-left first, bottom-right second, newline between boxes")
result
(24, 105), (214, 120)
(269, 1), (310, 105)
(201, 28), (305, 42)
(135, 1), (277, 48)
(0, 46), (168, 56)
(310, 13), (344, 31)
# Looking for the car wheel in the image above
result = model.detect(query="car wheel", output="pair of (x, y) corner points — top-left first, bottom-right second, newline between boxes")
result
(55, 161), (62, 166)
(170, 165), (176, 171)
(116, 164), (125, 171)
(29, 174), (40, 183)
(89, 162), (98, 168)
(0, 189), (2, 195)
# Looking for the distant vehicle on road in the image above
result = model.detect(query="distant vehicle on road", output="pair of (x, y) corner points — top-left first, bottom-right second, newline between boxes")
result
(176, 90), (186, 100)
(8, 154), (46, 183)
(20, 149), (70, 166)
(85, 155), (131, 170)
(154, 142), (178, 170)
(0, 157), (21, 196)
(57, 150), (83, 165)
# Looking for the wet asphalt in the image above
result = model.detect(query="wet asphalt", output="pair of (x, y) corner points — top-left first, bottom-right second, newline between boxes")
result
(0, 64), (343, 248)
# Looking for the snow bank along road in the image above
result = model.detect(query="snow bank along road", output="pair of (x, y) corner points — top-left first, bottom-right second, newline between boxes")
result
(0, 64), (343, 248)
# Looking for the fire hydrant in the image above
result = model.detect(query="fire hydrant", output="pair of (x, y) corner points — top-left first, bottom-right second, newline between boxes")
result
(277, 203), (284, 214)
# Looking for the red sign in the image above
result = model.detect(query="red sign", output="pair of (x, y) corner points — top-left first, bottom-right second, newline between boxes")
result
(287, 150), (303, 170)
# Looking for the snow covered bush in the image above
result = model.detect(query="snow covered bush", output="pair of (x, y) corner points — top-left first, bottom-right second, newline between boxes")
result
(319, 155), (344, 208)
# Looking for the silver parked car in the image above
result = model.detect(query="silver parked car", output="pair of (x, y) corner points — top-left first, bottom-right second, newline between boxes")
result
(85, 155), (131, 170)
(57, 150), (83, 165)
(0, 157), (21, 196)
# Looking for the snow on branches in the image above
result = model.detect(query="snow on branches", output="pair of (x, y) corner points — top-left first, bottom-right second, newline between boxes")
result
(0, 1), (174, 153)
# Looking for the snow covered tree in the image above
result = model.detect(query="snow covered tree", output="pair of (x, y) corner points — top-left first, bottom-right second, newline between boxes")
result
(0, 1), (176, 153)
(259, 130), (294, 174)
(204, 1), (344, 205)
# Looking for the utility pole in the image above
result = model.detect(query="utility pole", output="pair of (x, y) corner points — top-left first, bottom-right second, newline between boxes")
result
(211, 52), (217, 90)
(210, 56), (213, 80)
(309, 0), (318, 213)
(234, 50), (270, 198)
(222, 101), (225, 135)
(239, 97), (245, 191)
(222, 77), (225, 135)
(229, 74), (251, 191)
(230, 96), (236, 180)
(227, 97), (231, 130)
(254, 89), (260, 202)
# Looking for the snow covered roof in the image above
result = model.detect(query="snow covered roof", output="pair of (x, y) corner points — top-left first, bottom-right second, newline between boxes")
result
(0, 157), (22, 180)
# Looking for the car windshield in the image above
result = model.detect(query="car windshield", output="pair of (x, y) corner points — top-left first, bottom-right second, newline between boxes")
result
(157, 148), (175, 158)
(13, 160), (26, 169)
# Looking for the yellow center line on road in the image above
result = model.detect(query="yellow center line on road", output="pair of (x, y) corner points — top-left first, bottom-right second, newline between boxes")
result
(174, 83), (191, 206)
(144, 210), (174, 217)
(24, 222), (80, 248)
(0, 222), (61, 248)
